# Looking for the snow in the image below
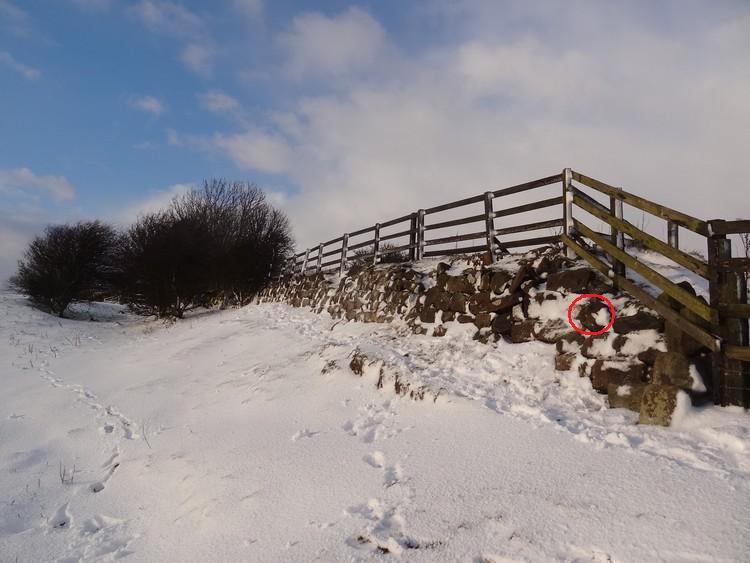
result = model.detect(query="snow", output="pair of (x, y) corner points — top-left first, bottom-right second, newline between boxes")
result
(1, 291), (749, 561)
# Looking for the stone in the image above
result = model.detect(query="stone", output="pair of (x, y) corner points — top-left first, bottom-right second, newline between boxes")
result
(508, 265), (533, 295)
(613, 310), (664, 333)
(639, 384), (682, 426)
(534, 319), (569, 344)
(441, 310), (457, 323)
(468, 292), (491, 315)
(432, 325), (448, 337)
(555, 352), (576, 371)
(637, 348), (661, 366)
(511, 319), (536, 343)
(546, 268), (593, 294)
(488, 293), (522, 313)
(607, 383), (646, 412)
(474, 312), (492, 329)
(490, 271), (514, 293)
(480, 272), (492, 292)
(650, 351), (694, 390)
(457, 314), (474, 324)
(447, 292), (467, 313)
(436, 262), (452, 275)
(424, 288), (450, 310)
(446, 274), (476, 294)
(575, 298), (610, 332)
(419, 307), (437, 324)
(533, 291), (559, 305)
(534, 255), (557, 278)
(473, 328), (494, 344)
(590, 360), (646, 393)
(491, 312), (513, 335)
(556, 332), (586, 354)
(581, 334), (611, 359)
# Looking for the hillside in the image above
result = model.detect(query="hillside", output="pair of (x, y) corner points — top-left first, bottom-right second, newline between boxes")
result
(1, 291), (749, 561)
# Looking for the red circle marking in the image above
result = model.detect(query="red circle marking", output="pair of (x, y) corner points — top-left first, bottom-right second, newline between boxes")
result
(567, 294), (616, 336)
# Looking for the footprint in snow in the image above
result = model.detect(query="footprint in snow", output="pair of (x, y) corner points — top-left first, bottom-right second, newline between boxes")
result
(291, 428), (320, 441)
(363, 451), (385, 468)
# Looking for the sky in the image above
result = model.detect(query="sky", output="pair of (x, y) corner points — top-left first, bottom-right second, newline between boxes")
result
(1, 0), (749, 280)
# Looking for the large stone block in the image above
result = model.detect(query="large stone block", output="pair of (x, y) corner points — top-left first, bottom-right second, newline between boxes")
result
(546, 268), (593, 294)
(555, 352), (576, 371)
(474, 312), (492, 329)
(510, 319), (535, 343)
(491, 312), (512, 335)
(639, 384), (682, 426)
(613, 310), (664, 333)
(490, 270), (514, 293)
(650, 351), (698, 390)
(590, 360), (646, 393)
(607, 383), (646, 412)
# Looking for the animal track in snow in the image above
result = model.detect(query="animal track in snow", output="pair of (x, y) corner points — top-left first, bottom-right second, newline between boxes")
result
(291, 428), (320, 441)
(342, 400), (398, 443)
(50, 502), (72, 530)
(363, 451), (385, 468)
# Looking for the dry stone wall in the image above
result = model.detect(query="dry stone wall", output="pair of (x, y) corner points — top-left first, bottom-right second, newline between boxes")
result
(258, 245), (714, 426)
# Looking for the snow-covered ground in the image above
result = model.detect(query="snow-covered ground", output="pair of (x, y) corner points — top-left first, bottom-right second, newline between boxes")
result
(1, 291), (749, 562)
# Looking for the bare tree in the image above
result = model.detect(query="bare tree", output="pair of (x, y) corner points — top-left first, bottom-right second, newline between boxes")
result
(115, 180), (293, 318)
(11, 222), (119, 317)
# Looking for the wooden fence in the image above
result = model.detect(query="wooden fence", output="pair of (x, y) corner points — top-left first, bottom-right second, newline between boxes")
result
(282, 169), (750, 407)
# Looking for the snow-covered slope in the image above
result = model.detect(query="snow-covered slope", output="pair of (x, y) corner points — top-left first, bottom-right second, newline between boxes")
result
(1, 292), (749, 561)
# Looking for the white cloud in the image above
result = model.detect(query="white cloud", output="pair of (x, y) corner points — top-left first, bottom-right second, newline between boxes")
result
(180, 43), (213, 76)
(279, 7), (386, 77)
(0, 0), (30, 36)
(0, 51), (40, 80)
(153, 3), (746, 255)
(0, 168), (75, 202)
(114, 183), (193, 224)
(130, 95), (165, 115)
(130, 0), (202, 37)
(213, 130), (291, 174)
(232, 0), (262, 19)
(198, 90), (240, 113)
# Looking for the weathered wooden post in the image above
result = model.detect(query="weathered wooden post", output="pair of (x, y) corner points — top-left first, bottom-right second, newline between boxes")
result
(610, 192), (626, 280)
(339, 233), (349, 276)
(373, 223), (381, 266)
(707, 219), (744, 406)
(416, 209), (426, 260)
(301, 249), (310, 276)
(667, 221), (679, 249)
(316, 243), (323, 273)
(562, 168), (574, 258)
(409, 213), (417, 261)
(484, 191), (497, 263)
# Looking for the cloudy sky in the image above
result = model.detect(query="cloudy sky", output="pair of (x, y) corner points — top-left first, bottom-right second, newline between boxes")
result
(1, 0), (749, 280)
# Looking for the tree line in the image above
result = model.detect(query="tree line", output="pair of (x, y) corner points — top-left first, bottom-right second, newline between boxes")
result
(10, 179), (293, 319)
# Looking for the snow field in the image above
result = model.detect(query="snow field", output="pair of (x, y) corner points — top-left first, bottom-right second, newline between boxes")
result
(1, 293), (749, 561)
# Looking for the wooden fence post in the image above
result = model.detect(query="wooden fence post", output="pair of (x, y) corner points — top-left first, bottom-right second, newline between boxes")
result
(301, 249), (309, 276)
(316, 243), (323, 273)
(417, 209), (426, 260)
(373, 223), (381, 266)
(562, 168), (574, 258)
(409, 213), (417, 261)
(339, 233), (349, 276)
(610, 193), (626, 280)
(667, 221), (679, 249)
(484, 191), (497, 263)
(708, 219), (744, 406)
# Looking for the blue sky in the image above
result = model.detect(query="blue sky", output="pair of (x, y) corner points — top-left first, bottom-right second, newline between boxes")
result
(1, 0), (749, 280)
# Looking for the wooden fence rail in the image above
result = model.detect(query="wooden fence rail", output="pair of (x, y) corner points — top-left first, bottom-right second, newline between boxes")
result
(280, 168), (750, 408)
